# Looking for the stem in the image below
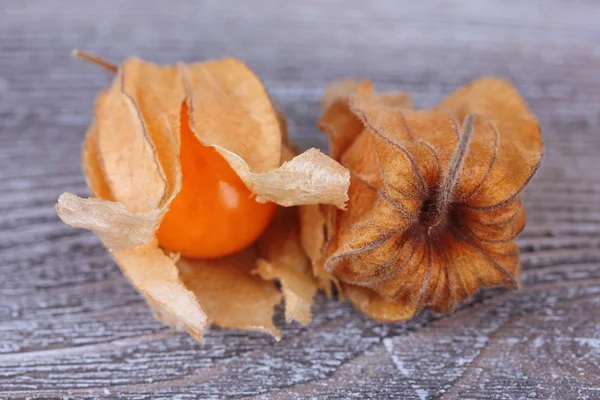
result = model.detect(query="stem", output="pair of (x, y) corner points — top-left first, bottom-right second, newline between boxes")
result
(433, 114), (474, 223)
(71, 49), (118, 74)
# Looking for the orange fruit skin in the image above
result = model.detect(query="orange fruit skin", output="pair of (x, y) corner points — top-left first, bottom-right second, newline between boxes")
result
(157, 107), (276, 259)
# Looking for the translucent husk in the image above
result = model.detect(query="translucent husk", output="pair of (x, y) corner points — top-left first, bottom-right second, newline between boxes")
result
(56, 55), (350, 341)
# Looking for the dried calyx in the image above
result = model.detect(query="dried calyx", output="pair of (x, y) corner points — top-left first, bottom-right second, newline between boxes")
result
(56, 52), (350, 341)
(305, 78), (543, 321)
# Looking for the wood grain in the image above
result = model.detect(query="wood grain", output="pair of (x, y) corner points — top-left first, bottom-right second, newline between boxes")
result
(1, 0), (599, 398)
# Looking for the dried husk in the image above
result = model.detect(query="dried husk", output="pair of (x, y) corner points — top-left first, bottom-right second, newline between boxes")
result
(294, 80), (413, 299)
(178, 248), (283, 339)
(56, 56), (350, 341)
(298, 204), (339, 298)
(302, 77), (543, 321)
(255, 207), (317, 325)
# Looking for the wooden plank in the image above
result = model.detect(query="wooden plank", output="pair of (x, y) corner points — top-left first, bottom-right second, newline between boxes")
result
(0, 0), (598, 398)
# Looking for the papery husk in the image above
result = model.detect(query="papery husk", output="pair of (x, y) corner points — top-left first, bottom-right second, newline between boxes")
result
(178, 248), (283, 339)
(177, 59), (349, 208)
(56, 192), (161, 250)
(299, 82), (412, 298)
(57, 103), (208, 338)
(113, 242), (210, 340)
(300, 80), (413, 300)
(298, 204), (339, 298)
(302, 77), (543, 322)
(56, 56), (350, 340)
(320, 78), (412, 161)
(344, 285), (417, 322)
(255, 207), (317, 326)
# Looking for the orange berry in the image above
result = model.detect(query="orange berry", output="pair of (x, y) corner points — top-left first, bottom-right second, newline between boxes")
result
(157, 105), (276, 259)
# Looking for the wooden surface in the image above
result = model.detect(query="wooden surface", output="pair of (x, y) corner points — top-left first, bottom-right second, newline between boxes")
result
(1, 1), (599, 398)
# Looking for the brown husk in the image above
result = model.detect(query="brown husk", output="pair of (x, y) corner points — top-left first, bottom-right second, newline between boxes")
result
(56, 56), (350, 341)
(302, 77), (543, 321)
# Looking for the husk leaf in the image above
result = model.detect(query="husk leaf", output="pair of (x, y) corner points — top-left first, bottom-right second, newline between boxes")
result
(180, 61), (349, 208)
(255, 208), (317, 326)
(178, 249), (282, 340)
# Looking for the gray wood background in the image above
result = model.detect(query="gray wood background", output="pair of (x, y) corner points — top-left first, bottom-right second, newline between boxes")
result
(1, 0), (599, 398)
